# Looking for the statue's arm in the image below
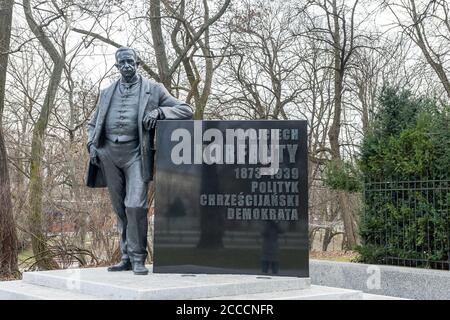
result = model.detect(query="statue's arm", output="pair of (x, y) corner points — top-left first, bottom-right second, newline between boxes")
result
(86, 93), (101, 152)
(157, 83), (193, 120)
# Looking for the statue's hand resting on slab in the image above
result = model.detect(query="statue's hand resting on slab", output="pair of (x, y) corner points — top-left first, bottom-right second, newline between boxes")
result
(143, 108), (165, 130)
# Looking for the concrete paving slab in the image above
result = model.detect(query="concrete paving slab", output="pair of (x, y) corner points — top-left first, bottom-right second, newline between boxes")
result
(310, 259), (450, 299)
(0, 280), (100, 300)
(205, 285), (364, 300)
(21, 266), (310, 300)
(362, 293), (407, 300)
(0, 265), (403, 300)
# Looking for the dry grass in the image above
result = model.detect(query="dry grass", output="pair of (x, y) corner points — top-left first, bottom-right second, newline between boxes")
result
(310, 250), (360, 262)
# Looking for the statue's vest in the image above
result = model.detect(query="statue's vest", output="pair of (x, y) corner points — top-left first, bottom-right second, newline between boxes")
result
(104, 81), (140, 142)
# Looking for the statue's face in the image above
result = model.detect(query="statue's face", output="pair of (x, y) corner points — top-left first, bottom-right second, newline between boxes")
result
(115, 50), (138, 80)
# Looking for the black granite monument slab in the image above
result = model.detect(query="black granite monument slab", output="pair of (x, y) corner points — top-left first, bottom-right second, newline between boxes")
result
(153, 120), (308, 277)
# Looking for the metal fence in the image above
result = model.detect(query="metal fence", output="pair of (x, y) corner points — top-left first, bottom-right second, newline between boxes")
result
(363, 178), (450, 270)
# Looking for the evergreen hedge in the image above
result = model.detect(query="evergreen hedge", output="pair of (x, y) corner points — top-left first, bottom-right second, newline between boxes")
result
(357, 86), (450, 269)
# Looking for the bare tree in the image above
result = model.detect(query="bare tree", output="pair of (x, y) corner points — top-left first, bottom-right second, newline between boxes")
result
(295, 36), (338, 251)
(71, 0), (231, 119)
(161, 0), (231, 119)
(23, 0), (65, 269)
(5, 0), (450, 263)
(384, 0), (450, 99)
(0, 0), (19, 279)
(211, 0), (303, 120)
(299, 0), (374, 248)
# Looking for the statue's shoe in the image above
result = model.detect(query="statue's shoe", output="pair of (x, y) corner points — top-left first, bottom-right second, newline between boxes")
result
(132, 261), (149, 275)
(107, 260), (132, 272)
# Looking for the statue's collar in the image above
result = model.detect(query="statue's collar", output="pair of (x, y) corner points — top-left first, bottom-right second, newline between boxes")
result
(120, 74), (141, 88)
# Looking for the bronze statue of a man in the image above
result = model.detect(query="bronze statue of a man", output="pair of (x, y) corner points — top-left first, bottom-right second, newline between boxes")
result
(85, 47), (192, 275)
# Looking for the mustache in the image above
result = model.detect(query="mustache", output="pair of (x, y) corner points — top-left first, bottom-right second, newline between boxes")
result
(120, 65), (135, 71)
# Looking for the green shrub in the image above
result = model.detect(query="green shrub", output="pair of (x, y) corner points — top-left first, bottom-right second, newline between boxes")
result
(324, 160), (362, 193)
(357, 86), (450, 268)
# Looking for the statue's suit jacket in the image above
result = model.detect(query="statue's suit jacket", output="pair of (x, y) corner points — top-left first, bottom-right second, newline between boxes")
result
(85, 77), (192, 188)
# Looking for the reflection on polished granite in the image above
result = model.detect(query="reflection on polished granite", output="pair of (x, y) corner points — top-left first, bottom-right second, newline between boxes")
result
(154, 121), (308, 277)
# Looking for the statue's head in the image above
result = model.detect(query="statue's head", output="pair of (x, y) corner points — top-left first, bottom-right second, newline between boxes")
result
(115, 47), (139, 81)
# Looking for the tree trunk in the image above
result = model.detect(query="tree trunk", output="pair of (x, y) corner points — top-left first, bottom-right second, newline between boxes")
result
(327, 0), (358, 249)
(150, 0), (171, 89)
(338, 190), (357, 248)
(308, 228), (317, 249)
(322, 227), (333, 251)
(0, 135), (17, 278)
(0, 0), (19, 279)
(24, 0), (64, 270)
(357, 81), (370, 135)
(28, 64), (63, 269)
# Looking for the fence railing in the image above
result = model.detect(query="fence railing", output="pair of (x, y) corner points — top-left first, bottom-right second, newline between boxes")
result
(363, 178), (450, 270)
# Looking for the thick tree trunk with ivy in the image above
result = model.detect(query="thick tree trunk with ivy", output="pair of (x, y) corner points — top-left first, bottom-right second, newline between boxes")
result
(0, 0), (19, 279)
(24, 0), (63, 269)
